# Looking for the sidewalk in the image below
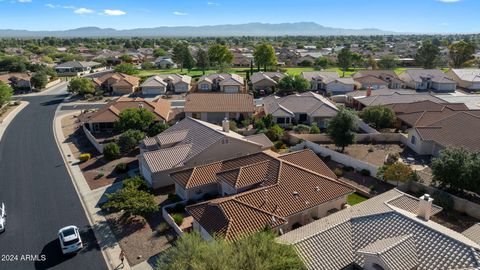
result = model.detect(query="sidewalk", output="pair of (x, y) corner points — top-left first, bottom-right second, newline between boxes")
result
(53, 110), (154, 270)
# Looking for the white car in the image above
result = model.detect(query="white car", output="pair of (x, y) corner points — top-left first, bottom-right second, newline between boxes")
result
(0, 203), (5, 233)
(58, 225), (83, 254)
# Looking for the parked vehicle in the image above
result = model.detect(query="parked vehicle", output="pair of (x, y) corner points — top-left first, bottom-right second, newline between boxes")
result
(58, 225), (83, 254)
(0, 203), (5, 233)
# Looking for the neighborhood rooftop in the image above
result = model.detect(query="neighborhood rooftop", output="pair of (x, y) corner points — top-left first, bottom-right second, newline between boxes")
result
(278, 189), (480, 270)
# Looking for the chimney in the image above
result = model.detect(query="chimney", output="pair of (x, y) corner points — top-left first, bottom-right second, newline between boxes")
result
(418, 194), (433, 221)
(366, 86), (372, 97)
(222, 118), (230, 133)
(138, 103), (144, 109)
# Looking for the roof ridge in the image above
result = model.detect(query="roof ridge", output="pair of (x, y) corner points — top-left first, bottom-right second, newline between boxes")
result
(231, 197), (286, 220)
(359, 234), (413, 255)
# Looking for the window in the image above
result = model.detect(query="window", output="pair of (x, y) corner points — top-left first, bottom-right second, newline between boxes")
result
(299, 114), (308, 123)
(372, 263), (385, 270)
(277, 117), (286, 124)
(411, 135), (417, 145)
(200, 84), (209, 91)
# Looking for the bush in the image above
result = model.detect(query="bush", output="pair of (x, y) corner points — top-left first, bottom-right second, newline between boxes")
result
(265, 124), (285, 141)
(148, 122), (170, 137)
(309, 123), (321, 134)
(95, 172), (104, 179)
(360, 169), (371, 177)
(103, 142), (121, 160)
(293, 124), (310, 134)
(432, 190), (454, 211)
(79, 153), (91, 162)
(118, 129), (145, 153)
(273, 140), (287, 151)
(115, 163), (129, 173)
(333, 168), (343, 177)
(123, 176), (149, 192)
(172, 213), (184, 226)
(156, 222), (170, 234)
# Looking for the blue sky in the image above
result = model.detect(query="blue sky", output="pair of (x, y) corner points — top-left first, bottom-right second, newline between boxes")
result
(0, 0), (478, 33)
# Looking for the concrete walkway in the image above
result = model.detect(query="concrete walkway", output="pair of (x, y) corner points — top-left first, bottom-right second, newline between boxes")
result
(0, 101), (29, 141)
(53, 110), (150, 270)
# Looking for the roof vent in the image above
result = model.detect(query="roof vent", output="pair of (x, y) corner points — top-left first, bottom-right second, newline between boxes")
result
(138, 103), (144, 109)
(293, 191), (300, 198)
(315, 186), (321, 192)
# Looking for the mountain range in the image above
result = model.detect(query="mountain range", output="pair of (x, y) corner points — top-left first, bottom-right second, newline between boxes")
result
(0, 22), (397, 37)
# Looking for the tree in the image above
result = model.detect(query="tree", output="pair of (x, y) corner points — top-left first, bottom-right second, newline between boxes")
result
(0, 55), (29, 72)
(337, 48), (352, 77)
(314, 57), (330, 69)
(379, 162), (414, 186)
(326, 107), (358, 152)
(415, 41), (440, 69)
(103, 142), (121, 161)
(102, 181), (158, 219)
(350, 52), (364, 69)
(265, 124), (284, 141)
(155, 231), (306, 270)
(431, 148), (473, 192)
(360, 106), (396, 130)
(67, 77), (95, 97)
(0, 81), (13, 106)
(208, 44), (234, 69)
(449, 40), (476, 68)
(254, 43), (277, 71)
(378, 55), (397, 69)
(114, 63), (139, 75)
(196, 48), (209, 75)
(153, 48), (167, 57)
(148, 122), (170, 137)
(141, 61), (155, 70)
(30, 72), (49, 90)
(173, 43), (195, 72)
(367, 55), (378, 70)
(115, 108), (156, 132)
(119, 54), (133, 63)
(118, 129), (145, 153)
(277, 75), (310, 95)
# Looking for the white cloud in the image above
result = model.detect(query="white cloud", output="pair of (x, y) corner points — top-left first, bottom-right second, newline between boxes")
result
(104, 9), (126, 16)
(17, 0), (32, 3)
(437, 0), (461, 2)
(45, 4), (76, 9)
(74, 8), (94, 14)
(207, 2), (220, 6)
(45, 3), (56, 8)
(173, 11), (188, 16)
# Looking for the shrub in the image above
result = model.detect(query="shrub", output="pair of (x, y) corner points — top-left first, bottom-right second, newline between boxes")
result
(432, 190), (454, 211)
(118, 129), (145, 153)
(156, 222), (170, 234)
(309, 123), (321, 134)
(360, 169), (371, 177)
(103, 142), (121, 161)
(79, 153), (91, 162)
(333, 168), (343, 177)
(148, 122), (169, 137)
(265, 124), (285, 141)
(115, 163), (129, 173)
(172, 213), (184, 226)
(273, 140), (287, 150)
(95, 172), (104, 179)
(293, 124), (310, 134)
(123, 176), (149, 192)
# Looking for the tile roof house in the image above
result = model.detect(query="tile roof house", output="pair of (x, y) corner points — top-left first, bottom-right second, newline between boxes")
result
(406, 111), (480, 156)
(437, 94), (480, 110)
(387, 100), (471, 128)
(263, 92), (339, 128)
(447, 69), (480, 90)
(351, 91), (445, 110)
(154, 57), (177, 69)
(0, 72), (32, 91)
(175, 149), (353, 241)
(278, 189), (480, 270)
(184, 93), (255, 124)
(55, 60), (103, 76)
(302, 71), (355, 95)
(139, 117), (272, 188)
(250, 72), (286, 95)
(196, 73), (246, 93)
(93, 72), (140, 95)
(140, 74), (192, 95)
(78, 96), (171, 133)
(399, 69), (456, 92)
(353, 70), (405, 90)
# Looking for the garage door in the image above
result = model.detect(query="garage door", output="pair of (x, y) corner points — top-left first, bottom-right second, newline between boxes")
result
(142, 87), (164, 95)
(224, 86), (239, 93)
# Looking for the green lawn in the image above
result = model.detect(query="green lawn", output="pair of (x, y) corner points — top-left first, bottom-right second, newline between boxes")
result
(347, 193), (369, 206)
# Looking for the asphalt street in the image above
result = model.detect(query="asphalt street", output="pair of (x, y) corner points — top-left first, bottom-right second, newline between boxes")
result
(0, 86), (107, 270)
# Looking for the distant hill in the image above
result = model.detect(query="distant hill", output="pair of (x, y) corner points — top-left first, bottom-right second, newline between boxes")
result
(0, 22), (398, 37)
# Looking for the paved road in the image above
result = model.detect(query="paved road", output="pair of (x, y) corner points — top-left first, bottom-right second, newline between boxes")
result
(0, 86), (107, 270)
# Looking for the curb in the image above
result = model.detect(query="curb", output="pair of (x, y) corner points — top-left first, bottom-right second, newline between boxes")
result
(0, 101), (29, 142)
(52, 109), (130, 270)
